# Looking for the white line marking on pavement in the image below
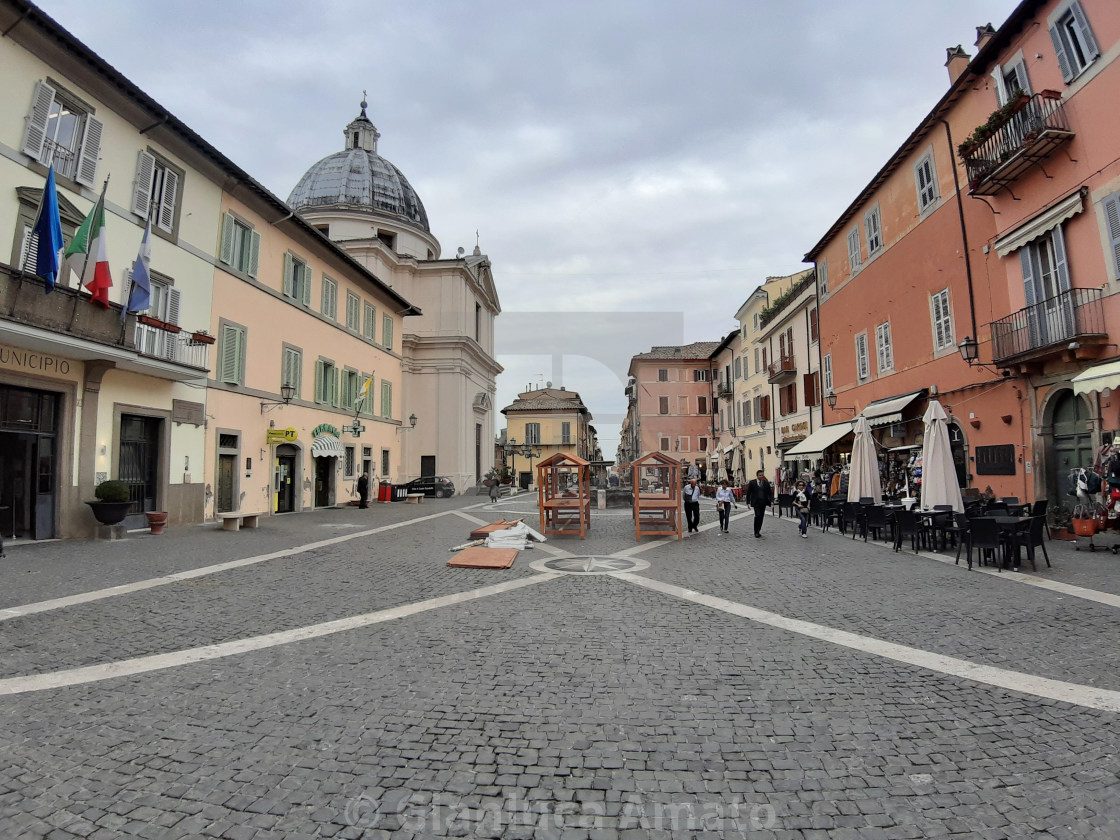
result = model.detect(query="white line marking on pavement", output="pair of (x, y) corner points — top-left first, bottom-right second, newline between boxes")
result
(0, 574), (562, 695)
(616, 573), (1120, 713)
(0, 510), (461, 622)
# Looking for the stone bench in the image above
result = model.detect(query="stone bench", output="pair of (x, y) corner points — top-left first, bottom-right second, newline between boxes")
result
(217, 511), (264, 531)
(406, 493), (425, 504)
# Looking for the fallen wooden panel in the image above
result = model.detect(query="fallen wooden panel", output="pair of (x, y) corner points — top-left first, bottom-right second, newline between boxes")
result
(448, 547), (518, 569)
(469, 519), (522, 540)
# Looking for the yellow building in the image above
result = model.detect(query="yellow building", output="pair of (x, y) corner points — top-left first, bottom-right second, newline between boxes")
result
(500, 387), (592, 489)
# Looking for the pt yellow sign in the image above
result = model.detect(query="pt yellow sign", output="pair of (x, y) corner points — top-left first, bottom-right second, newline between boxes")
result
(266, 428), (298, 445)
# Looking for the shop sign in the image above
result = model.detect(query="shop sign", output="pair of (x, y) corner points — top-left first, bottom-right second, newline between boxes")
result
(0, 346), (72, 376)
(311, 423), (340, 438)
(266, 427), (298, 444)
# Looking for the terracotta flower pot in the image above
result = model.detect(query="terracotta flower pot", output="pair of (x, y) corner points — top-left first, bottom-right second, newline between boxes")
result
(145, 511), (169, 534)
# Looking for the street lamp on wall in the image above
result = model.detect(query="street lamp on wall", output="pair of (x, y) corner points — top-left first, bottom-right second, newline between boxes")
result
(395, 413), (418, 433)
(825, 391), (855, 415)
(957, 336), (1009, 376)
(260, 382), (296, 413)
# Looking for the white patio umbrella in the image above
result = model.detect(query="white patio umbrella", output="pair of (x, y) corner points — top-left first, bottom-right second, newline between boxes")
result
(846, 415), (883, 503)
(920, 399), (965, 512)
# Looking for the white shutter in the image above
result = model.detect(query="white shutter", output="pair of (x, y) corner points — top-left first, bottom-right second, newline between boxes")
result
(163, 289), (181, 361)
(18, 223), (36, 273)
(157, 168), (178, 233)
(991, 66), (1008, 105)
(21, 81), (56, 161)
(932, 293), (946, 349)
(219, 213), (235, 265)
(74, 115), (103, 188)
(220, 325), (240, 383)
(282, 253), (294, 297)
(1104, 194), (1120, 279)
(131, 151), (155, 218)
(247, 230), (260, 278)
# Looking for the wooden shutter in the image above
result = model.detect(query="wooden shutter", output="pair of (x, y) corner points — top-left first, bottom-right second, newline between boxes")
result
(314, 360), (324, 403)
(1051, 225), (1071, 292)
(1050, 23), (1074, 82)
(659, 396), (669, 414)
(760, 395), (771, 421)
(803, 374), (814, 406)
(321, 279), (331, 315)
(282, 253), (294, 297)
(301, 263), (312, 306)
(220, 325), (240, 384)
(75, 115), (103, 188)
(219, 213), (235, 265)
(381, 381), (392, 418)
(1070, 2), (1100, 60)
(21, 81), (56, 161)
(809, 308), (818, 341)
(247, 230), (260, 278)
(1104, 194), (1120, 278)
(823, 354), (832, 393)
(157, 168), (178, 233)
(1020, 248), (1038, 307)
(131, 151), (155, 218)
(163, 288), (181, 361)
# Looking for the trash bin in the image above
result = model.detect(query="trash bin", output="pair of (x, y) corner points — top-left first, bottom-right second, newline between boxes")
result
(378, 481), (391, 502)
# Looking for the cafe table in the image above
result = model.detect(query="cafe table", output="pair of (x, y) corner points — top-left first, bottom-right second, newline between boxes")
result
(975, 514), (1033, 568)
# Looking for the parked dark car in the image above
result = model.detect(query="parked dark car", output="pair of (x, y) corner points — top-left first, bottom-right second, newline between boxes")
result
(405, 476), (456, 498)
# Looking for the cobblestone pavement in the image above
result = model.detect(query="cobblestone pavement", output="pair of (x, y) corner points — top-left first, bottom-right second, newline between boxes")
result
(1, 494), (1119, 838)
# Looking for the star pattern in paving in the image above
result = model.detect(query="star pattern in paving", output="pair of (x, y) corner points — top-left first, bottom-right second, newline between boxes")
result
(542, 556), (640, 574)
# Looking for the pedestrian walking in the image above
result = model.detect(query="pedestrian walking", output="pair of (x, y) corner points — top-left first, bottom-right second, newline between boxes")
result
(488, 480), (500, 503)
(715, 479), (737, 533)
(357, 472), (370, 509)
(794, 479), (810, 537)
(745, 469), (774, 538)
(683, 477), (702, 533)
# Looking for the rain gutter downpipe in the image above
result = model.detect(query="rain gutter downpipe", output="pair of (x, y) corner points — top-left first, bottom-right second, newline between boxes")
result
(940, 118), (979, 342)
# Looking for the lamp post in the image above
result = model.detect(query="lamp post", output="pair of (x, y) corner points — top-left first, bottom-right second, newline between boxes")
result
(260, 382), (296, 414)
(519, 441), (543, 489)
(503, 438), (519, 488)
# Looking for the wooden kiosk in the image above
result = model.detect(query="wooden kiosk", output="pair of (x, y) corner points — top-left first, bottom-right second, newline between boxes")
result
(632, 451), (683, 541)
(536, 452), (591, 539)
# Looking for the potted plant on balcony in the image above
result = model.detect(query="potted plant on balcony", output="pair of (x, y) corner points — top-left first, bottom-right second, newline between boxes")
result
(86, 479), (133, 526)
(189, 330), (216, 345)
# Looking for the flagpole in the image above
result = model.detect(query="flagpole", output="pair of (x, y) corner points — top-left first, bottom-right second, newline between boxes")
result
(68, 176), (109, 331)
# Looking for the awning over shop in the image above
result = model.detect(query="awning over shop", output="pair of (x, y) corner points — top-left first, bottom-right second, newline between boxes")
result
(889, 444), (922, 452)
(1072, 359), (1120, 396)
(859, 390), (924, 428)
(994, 189), (1085, 257)
(310, 433), (345, 458)
(783, 422), (853, 459)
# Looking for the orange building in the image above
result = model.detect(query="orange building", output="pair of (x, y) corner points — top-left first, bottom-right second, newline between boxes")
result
(808, 0), (1120, 504)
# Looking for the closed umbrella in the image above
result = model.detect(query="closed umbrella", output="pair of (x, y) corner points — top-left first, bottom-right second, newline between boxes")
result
(920, 400), (964, 512)
(847, 415), (882, 503)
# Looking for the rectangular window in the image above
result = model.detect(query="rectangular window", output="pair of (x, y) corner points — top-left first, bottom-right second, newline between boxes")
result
(346, 291), (360, 332)
(1020, 227), (1071, 313)
(817, 259), (829, 294)
(219, 322), (246, 386)
(678, 396), (688, 414)
(847, 227), (862, 272)
(658, 369), (668, 382)
(344, 446), (355, 477)
(734, 357), (741, 379)
(694, 368), (709, 381)
(992, 58), (1032, 105)
(743, 400), (752, 426)
(803, 372), (820, 407)
(759, 394), (771, 422)
(363, 302), (377, 341)
(677, 436), (689, 452)
(382, 315), (394, 350)
(283, 253), (312, 305)
(754, 347), (760, 374)
(697, 396), (708, 415)
(321, 277), (338, 320)
(130, 150), (182, 236)
(864, 206), (883, 255)
(658, 396), (669, 415)
(282, 345), (302, 399)
(380, 380), (393, 419)
(1050, 1), (1100, 82)
(876, 322), (894, 373)
(975, 444), (1016, 475)
(659, 437), (670, 452)
(381, 448), (390, 478)
(525, 423), (541, 445)
(699, 436), (708, 452)
(823, 353), (833, 394)
(855, 333), (870, 380)
(561, 422), (571, 445)
(218, 212), (261, 278)
(779, 383), (798, 416)
(915, 152), (939, 213)
(315, 359), (338, 406)
(1104, 193), (1120, 280)
(21, 80), (102, 187)
(809, 308), (819, 342)
(475, 302), (482, 342)
(931, 289), (954, 350)
(341, 368), (361, 411)
(132, 275), (178, 358)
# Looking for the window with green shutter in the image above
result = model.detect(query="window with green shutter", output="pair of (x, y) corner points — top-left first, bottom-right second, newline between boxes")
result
(363, 302), (376, 341)
(315, 359), (338, 406)
(381, 380), (392, 419)
(282, 345), (302, 399)
(321, 277), (337, 320)
(283, 253), (312, 304)
(218, 212), (260, 277)
(219, 323), (246, 385)
(382, 314), (393, 350)
(346, 292), (360, 332)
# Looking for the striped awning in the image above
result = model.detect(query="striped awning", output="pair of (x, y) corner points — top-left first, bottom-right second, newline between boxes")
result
(310, 433), (345, 458)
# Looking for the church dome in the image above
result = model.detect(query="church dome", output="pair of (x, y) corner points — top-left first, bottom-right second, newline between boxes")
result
(287, 100), (430, 233)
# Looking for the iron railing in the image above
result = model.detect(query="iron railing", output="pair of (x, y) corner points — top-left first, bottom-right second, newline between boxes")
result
(990, 287), (1105, 363)
(962, 92), (1073, 194)
(134, 323), (211, 370)
(767, 353), (796, 380)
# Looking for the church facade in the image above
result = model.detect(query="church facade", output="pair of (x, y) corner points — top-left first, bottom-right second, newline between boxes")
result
(287, 103), (502, 492)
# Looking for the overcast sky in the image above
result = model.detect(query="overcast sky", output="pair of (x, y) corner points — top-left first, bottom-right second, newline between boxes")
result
(37, 0), (1021, 456)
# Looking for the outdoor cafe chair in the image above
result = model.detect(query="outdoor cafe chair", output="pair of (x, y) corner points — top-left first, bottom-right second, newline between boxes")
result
(1010, 515), (1051, 571)
(817, 499), (842, 532)
(863, 505), (891, 543)
(946, 513), (972, 569)
(776, 493), (795, 518)
(1030, 499), (1050, 539)
(967, 517), (1004, 571)
(892, 509), (926, 553)
(842, 502), (864, 539)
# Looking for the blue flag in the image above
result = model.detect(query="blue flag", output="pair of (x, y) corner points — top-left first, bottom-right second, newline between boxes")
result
(123, 221), (152, 320)
(30, 166), (64, 293)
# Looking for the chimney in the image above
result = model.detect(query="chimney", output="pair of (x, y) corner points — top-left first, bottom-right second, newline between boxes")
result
(945, 45), (971, 84)
(975, 23), (995, 51)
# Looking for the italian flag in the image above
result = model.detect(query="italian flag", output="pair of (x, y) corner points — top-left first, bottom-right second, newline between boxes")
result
(63, 187), (112, 308)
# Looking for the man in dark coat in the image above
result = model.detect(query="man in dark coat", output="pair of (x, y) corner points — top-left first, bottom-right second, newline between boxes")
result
(357, 472), (370, 509)
(745, 469), (774, 538)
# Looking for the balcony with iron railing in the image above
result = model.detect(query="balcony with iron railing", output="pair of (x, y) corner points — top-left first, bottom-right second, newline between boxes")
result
(716, 378), (733, 398)
(767, 353), (797, 384)
(990, 287), (1106, 365)
(960, 91), (1074, 196)
(134, 321), (212, 370)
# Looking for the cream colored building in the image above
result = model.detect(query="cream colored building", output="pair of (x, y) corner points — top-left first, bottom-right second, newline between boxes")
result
(287, 104), (502, 492)
(501, 387), (593, 489)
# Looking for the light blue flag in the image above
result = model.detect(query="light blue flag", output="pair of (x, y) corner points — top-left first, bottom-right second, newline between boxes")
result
(30, 166), (64, 293)
(122, 221), (152, 322)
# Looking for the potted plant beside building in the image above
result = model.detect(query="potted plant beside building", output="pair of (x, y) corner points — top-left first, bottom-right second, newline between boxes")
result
(145, 510), (169, 534)
(86, 480), (133, 526)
